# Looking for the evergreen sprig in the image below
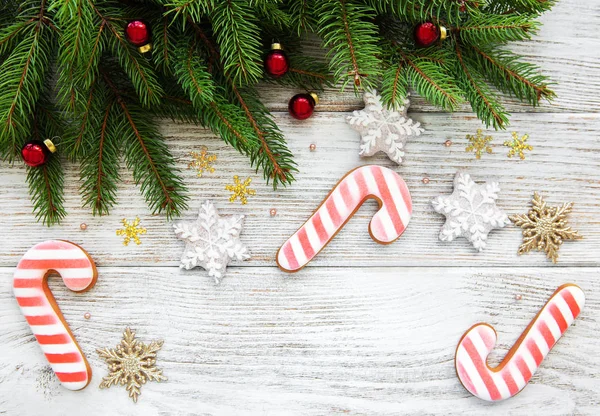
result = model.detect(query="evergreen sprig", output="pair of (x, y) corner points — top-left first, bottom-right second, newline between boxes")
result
(0, 0), (556, 224)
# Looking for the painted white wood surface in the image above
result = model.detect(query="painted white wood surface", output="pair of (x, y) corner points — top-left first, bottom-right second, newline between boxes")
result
(1, 1), (599, 414)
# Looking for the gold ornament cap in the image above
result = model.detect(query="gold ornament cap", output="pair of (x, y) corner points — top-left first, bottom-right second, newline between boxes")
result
(309, 92), (319, 105)
(271, 43), (283, 50)
(440, 26), (448, 41)
(43, 139), (57, 153)
(138, 43), (153, 54)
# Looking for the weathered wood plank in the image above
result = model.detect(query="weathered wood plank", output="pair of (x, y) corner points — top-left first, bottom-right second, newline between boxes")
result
(1, 267), (597, 415)
(1, 113), (597, 267)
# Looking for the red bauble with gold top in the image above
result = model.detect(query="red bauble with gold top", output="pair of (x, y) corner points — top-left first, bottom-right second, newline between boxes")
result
(264, 43), (289, 78)
(288, 93), (318, 120)
(125, 20), (152, 53)
(414, 22), (447, 48)
(21, 139), (56, 167)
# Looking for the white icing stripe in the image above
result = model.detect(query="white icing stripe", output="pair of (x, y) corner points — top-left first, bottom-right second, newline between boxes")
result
(520, 349), (538, 377)
(319, 205), (336, 237)
(542, 308), (562, 341)
(40, 343), (80, 354)
(345, 174), (359, 207)
(62, 381), (88, 390)
(469, 330), (491, 360)
(387, 171), (411, 227)
(23, 249), (89, 260)
(530, 327), (551, 357)
(14, 268), (94, 279)
(361, 166), (380, 196)
(289, 235), (308, 268)
(567, 286), (585, 312)
(277, 249), (290, 270)
(51, 362), (87, 373)
(20, 306), (53, 316)
(508, 361), (527, 391)
(30, 324), (67, 336)
(553, 296), (575, 324)
(332, 188), (349, 219)
(304, 221), (321, 256)
(13, 288), (43, 297)
(458, 344), (491, 401)
(493, 371), (511, 401)
(377, 209), (396, 242)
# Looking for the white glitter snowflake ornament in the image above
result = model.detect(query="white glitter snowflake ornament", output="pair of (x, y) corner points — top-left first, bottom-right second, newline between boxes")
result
(346, 90), (424, 164)
(432, 172), (510, 252)
(173, 201), (250, 283)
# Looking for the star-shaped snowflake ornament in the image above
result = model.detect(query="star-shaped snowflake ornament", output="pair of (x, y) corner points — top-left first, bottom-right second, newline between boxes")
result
(346, 90), (424, 164)
(432, 172), (510, 251)
(173, 201), (250, 283)
(97, 328), (166, 403)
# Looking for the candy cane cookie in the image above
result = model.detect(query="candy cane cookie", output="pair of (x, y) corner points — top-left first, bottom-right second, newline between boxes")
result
(13, 240), (98, 390)
(455, 284), (585, 401)
(276, 165), (412, 272)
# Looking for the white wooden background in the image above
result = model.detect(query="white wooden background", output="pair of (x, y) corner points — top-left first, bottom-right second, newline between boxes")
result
(1, 1), (600, 414)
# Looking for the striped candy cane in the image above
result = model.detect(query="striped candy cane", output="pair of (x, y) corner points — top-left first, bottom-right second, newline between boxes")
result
(13, 240), (98, 390)
(455, 284), (585, 401)
(277, 165), (412, 272)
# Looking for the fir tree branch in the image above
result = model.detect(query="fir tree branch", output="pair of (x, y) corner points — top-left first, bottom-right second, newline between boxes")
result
(469, 45), (555, 105)
(454, 41), (509, 129)
(27, 94), (66, 225)
(456, 14), (539, 45)
(209, 0), (263, 86)
(103, 71), (188, 218)
(53, 0), (96, 111)
(80, 95), (120, 215)
(364, 0), (479, 25)
(162, 0), (213, 22)
(381, 61), (409, 109)
(0, 0), (53, 160)
(287, 0), (316, 34)
(230, 85), (296, 186)
(90, 1), (164, 107)
(316, 0), (382, 90)
(398, 50), (462, 111)
(484, 0), (556, 15)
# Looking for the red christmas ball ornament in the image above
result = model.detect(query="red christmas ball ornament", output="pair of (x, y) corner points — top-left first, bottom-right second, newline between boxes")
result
(21, 139), (56, 167)
(125, 20), (152, 53)
(264, 43), (289, 78)
(288, 93), (318, 120)
(414, 22), (447, 48)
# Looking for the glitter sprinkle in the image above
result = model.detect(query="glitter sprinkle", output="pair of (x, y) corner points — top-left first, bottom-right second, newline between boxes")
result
(309, 143), (316, 151)
(270, 208), (277, 216)
(188, 146), (217, 177)
(465, 129), (493, 159)
(504, 132), (533, 160)
(422, 177), (430, 184)
(84, 312), (91, 319)
(444, 140), (452, 147)
(116, 217), (147, 246)
(80, 223), (88, 231)
(510, 192), (582, 263)
(97, 328), (166, 403)
(225, 176), (256, 205)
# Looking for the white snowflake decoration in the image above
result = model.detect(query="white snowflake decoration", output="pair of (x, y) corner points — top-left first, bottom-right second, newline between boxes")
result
(431, 172), (510, 252)
(346, 90), (424, 164)
(173, 201), (250, 283)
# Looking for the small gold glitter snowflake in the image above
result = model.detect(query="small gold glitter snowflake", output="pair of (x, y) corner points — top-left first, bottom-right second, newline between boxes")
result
(504, 132), (533, 160)
(510, 192), (582, 263)
(188, 146), (217, 177)
(97, 328), (167, 403)
(465, 129), (493, 159)
(225, 175), (256, 205)
(116, 217), (147, 246)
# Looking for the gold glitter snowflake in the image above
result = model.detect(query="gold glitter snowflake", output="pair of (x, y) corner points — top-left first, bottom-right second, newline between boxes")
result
(188, 146), (217, 177)
(225, 175), (256, 204)
(504, 132), (533, 160)
(510, 192), (582, 263)
(97, 328), (167, 403)
(116, 217), (147, 246)
(465, 129), (493, 159)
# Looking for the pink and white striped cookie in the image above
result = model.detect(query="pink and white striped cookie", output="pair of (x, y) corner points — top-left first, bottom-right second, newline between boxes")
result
(455, 284), (585, 401)
(13, 240), (97, 390)
(276, 165), (412, 272)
